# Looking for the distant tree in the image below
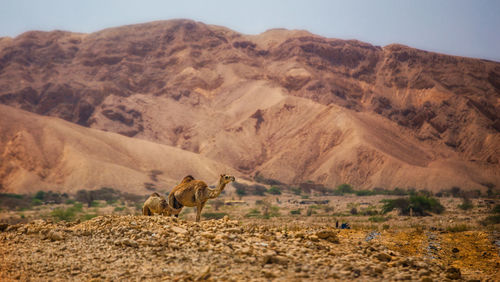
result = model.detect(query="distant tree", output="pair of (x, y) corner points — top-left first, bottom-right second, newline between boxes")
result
(382, 195), (444, 216)
(337, 184), (354, 194)
(76, 190), (94, 207)
(450, 186), (461, 198)
(487, 187), (494, 198)
(34, 191), (45, 201)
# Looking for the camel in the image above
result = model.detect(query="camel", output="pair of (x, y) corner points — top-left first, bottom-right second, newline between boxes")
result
(168, 174), (235, 222)
(142, 192), (175, 216)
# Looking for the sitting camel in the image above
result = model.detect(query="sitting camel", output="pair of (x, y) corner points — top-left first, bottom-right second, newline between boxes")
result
(168, 174), (235, 222)
(142, 192), (175, 216)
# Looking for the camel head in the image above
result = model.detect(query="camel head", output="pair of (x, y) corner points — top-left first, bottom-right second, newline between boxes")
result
(219, 174), (235, 185)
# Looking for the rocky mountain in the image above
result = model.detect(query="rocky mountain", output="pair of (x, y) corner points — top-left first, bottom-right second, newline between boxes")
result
(0, 19), (499, 193)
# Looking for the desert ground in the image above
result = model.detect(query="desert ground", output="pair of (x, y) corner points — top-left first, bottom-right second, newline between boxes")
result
(1, 192), (499, 281)
(0, 19), (499, 282)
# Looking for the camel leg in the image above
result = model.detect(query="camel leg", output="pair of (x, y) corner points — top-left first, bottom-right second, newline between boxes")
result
(142, 206), (151, 216)
(196, 204), (202, 222)
(196, 202), (206, 222)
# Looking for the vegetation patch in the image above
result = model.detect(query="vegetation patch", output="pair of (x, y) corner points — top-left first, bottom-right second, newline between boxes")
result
(368, 216), (387, 222)
(446, 224), (470, 233)
(267, 186), (282, 195)
(381, 195), (445, 216)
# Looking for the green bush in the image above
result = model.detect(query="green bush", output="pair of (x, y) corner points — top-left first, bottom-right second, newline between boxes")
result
(458, 197), (473, 210)
(245, 208), (261, 218)
(267, 186), (282, 195)
(360, 206), (379, 216)
(263, 206), (280, 219)
(34, 191), (45, 200)
(72, 202), (83, 212)
(369, 216), (387, 222)
(391, 187), (409, 196)
(290, 209), (301, 215)
(492, 204), (500, 214)
(355, 190), (374, 196)
(450, 186), (461, 197)
(202, 212), (228, 220)
(114, 206), (125, 212)
(337, 184), (354, 194)
(0, 193), (23, 199)
(51, 208), (76, 221)
(290, 187), (302, 195)
(381, 195), (444, 216)
(481, 215), (500, 225)
(65, 199), (76, 205)
(81, 213), (98, 221)
(31, 198), (43, 206)
(447, 224), (470, 232)
(90, 200), (100, 207)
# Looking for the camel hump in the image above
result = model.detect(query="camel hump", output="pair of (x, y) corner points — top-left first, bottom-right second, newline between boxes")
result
(181, 175), (195, 184)
(150, 192), (161, 197)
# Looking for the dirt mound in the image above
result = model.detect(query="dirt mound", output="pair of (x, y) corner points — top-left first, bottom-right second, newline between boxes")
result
(0, 104), (231, 194)
(0, 19), (499, 192)
(3, 215), (493, 281)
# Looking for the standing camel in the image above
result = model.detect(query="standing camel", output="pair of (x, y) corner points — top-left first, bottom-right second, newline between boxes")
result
(168, 174), (235, 222)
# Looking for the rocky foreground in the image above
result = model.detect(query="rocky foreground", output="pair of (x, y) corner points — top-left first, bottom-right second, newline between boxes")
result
(0, 216), (498, 281)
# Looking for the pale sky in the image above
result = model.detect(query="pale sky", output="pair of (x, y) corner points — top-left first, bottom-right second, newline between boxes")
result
(1, 0), (499, 61)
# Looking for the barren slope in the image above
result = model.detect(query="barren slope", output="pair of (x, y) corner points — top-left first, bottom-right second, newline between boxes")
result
(0, 104), (230, 194)
(0, 19), (499, 192)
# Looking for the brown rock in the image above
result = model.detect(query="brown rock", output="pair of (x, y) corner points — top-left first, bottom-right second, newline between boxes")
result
(375, 253), (392, 262)
(48, 231), (64, 241)
(445, 267), (461, 280)
(171, 226), (188, 234)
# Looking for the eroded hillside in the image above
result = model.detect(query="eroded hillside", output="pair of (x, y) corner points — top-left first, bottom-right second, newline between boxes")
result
(0, 19), (499, 192)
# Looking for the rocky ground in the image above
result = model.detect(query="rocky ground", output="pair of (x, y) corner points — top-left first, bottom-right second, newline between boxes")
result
(1, 215), (498, 281)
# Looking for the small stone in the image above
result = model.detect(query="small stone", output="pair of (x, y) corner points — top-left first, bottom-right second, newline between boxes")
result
(261, 269), (277, 278)
(48, 231), (64, 241)
(375, 253), (392, 262)
(122, 239), (138, 247)
(309, 235), (319, 242)
(316, 229), (334, 239)
(195, 266), (211, 281)
(171, 226), (187, 234)
(225, 227), (242, 234)
(451, 247), (459, 253)
(445, 267), (461, 280)
(200, 232), (215, 239)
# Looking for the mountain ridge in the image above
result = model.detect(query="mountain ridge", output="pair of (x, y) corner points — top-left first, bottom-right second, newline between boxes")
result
(0, 19), (498, 193)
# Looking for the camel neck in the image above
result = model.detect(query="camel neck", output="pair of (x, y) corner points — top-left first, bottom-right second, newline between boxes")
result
(208, 180), (227, 199)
